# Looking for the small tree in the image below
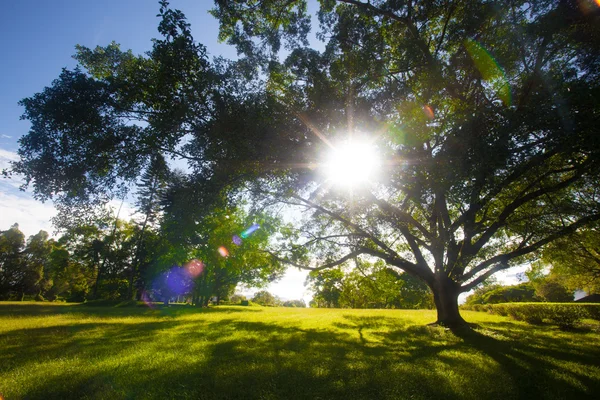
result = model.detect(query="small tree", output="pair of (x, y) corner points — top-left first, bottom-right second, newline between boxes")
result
(252, 290), (277, 306)
(0, 224), (26, 299)
(534, 277), (573, 303)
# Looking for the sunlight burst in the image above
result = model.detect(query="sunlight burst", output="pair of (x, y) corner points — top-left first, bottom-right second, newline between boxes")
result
(324, 139), (381, 188)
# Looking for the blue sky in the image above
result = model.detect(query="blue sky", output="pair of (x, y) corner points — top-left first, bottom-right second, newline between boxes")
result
(1, 0), (237, 153)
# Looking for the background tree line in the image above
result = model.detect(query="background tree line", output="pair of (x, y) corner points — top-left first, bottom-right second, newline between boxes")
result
(0, 162), (284, 304)
(306, 260), (434, 309)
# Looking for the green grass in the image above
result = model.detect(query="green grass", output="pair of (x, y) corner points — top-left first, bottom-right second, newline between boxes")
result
(1, 303), (599, 400)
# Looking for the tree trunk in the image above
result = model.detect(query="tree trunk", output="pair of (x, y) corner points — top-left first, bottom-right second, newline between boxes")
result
(432, 275), (466, 327)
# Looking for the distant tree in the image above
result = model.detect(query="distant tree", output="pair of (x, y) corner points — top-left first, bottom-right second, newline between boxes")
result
(308, 261), (433, 309)
(129, 153), (170, 299)
(21, 230), (53, 300)
(538, 227), (600, 294)
(306, 268), (344, 308)
(229, 293), (247, 304)
(464, 280), (502, 306)
(0, 224), (25, 299)
(282, 299), (306, 307)
(395, 272), (435, 309)
(159, 177), (284, 306)
(44, 241), (91, 302)
(252, 290), (280, 306)
(535, 278), (573, 302)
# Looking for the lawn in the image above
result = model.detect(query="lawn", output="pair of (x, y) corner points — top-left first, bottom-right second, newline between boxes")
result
(1, 303), (599, 399)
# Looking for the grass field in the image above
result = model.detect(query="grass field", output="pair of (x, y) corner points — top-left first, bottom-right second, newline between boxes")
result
(1, 303), (599, 400)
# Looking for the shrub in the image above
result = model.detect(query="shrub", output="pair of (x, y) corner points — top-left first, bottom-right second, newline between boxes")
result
(582, 304), (600, 321)
(487, 303), (600, 329)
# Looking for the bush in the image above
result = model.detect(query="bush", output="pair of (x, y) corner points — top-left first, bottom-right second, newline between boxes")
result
(486, 303), (600, 329)
(582, 304), (600, 321)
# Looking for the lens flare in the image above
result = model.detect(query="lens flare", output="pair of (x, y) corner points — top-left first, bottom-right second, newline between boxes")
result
(423, 105), (435, 120)
(141, 290), (155, 309)
(464, 38), (511, 106)
(185, 259), (204, 278)
(150, 266), (194, 303)
(240, 224), (260, 239)
(232, 235), (242, 245)
(218, 246), (229, 257)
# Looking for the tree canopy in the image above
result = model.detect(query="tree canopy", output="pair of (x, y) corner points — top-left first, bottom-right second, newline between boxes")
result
(6, 0), (600, 325)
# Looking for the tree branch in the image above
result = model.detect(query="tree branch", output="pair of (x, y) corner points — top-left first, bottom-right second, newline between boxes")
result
(461, 213), (600, 284)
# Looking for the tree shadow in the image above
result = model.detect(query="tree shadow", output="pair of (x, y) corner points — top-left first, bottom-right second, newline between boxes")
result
(450, 323), (600, 399)
(2, 309), (599, 399)
(0, 303), (262, 318)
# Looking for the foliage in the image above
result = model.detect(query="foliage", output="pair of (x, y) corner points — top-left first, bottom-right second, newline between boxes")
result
(465, 282), (537, 305)
(252, 290), (279, 306)
(306, 268), (344, 308)
(0, 224), (26, 299)
(282, 299), (306, 307)
(536, 226), (600, 294)
(478, 302), (600, 329)
(534, 277), (574, 302)
(2, 303), (600, 399)
(307, 262), (433, 309)
(7, 1), (600, 326)
(228, 293), (247, 304)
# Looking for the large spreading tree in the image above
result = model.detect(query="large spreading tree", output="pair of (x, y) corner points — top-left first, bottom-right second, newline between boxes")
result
(7, 0), (600, 325)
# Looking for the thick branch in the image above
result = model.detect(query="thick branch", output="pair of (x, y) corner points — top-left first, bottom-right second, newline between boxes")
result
(266, 249), (365, 271)
(467, 172), (582, 258)
(461, 213), (600, 284)
(460, 262), (508, 293)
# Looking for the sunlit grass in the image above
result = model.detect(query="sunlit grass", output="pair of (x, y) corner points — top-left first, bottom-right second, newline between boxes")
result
(1, 302), (599, 399)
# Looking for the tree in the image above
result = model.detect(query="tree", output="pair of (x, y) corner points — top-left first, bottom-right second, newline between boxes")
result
(534, 276), (573, 302)
(283, 299), (306, 307)
(252, 290), (278, 306)
(21, 230), (53, 299)
(207, 0), (600, 325)
(8, 1), (600, 326)
(156, 175), (285, 306)
(307, 261), (433, 309)
(306, 268), (344, 308)
(129, 153), (170, 299)
(465, 282), (537, 305)
(537, 226), (600, 294)
(0, 224), (26, 299)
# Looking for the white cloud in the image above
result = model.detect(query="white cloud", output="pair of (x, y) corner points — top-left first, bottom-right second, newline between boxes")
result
(0, 148), (19, 166)
(0, 191), (56, 238)
(0, 149), (25, 190)
(1, 134), (12, 139)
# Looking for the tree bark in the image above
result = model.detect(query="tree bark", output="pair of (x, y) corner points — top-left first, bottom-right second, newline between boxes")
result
(432, 274), (466, 327)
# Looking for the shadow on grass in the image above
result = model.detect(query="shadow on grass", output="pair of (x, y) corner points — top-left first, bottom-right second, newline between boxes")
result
(0, 302), (263, 318)
(2, 308), (600, 400)
(450, 322), (600, 399)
